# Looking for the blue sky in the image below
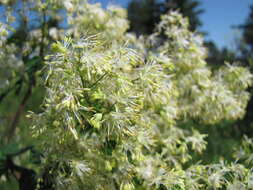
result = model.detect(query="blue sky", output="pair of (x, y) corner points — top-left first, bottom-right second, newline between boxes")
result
(200, 0), (252, 49)
(92, 0), (253, 49)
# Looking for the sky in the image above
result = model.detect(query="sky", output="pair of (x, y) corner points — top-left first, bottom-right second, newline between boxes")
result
(92, 0), (253, 49)
(200, 0), (252, 49)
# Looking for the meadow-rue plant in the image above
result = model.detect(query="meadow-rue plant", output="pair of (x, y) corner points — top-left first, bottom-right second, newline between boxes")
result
(0, 0), (253, 189)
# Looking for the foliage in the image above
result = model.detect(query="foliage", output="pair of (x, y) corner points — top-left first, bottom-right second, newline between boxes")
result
(240, 4), (253, 54)
(1, 0), (253, 190)
(235, 4), (253, 139)
(128, 0), (203, 35)
(31, 5), (252, 190)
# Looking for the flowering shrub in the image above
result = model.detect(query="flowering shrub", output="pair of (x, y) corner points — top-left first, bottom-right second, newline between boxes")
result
(1, 0), (253, 189)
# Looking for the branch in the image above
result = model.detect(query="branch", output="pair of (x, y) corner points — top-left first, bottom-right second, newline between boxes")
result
(0, 86), (14, 103)
(0, 78), (23, 103)
(4, 3), (47, 142)
(6, 84), (33, 142)
(6, 146), (33, 158)
(5, 157), (37, 190)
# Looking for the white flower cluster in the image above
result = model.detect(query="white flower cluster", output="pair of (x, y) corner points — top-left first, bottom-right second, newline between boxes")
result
(1, 0), (251, 189)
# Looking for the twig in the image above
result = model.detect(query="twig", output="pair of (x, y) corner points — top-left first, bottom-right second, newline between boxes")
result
(0, 78), (22, 103)
(89, 72), (108, 88)
(7, 146), (33, 158)
(6, 84), (32, 142)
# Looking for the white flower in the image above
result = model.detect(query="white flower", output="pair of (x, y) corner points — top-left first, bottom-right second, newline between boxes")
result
(64, 0), (74, 12)
(49, 27), (58, 40)
(108, 5), (127, 18)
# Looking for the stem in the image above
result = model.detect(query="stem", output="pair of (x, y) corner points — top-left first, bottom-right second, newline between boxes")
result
(7, 146), (33, 157)
(5, 2), (48, 142)
(0, 78), (23, 104)
(6, 84), (32, 142)
(89, 72), (108, 88)
(0, 85), (16, 103)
